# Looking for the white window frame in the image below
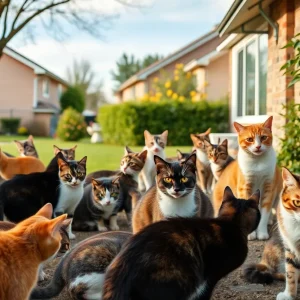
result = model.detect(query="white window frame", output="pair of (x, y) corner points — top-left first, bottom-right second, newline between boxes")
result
(231, 34), (267, 124)
(42, 79), (50, 98)
(57, 84), (62, 100)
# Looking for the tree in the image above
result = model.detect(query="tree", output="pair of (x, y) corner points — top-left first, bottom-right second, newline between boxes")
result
(0, 0), (143, 58)
(111, 52), (162, 87)
(60, 85), (85, 113)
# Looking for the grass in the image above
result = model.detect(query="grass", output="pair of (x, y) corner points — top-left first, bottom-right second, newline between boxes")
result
(0, 135), (192, 173)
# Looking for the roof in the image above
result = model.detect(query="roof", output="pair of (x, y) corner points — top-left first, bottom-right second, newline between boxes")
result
(33, 101), (60, 114)
(4, 47), (69, 86)
(117, 27), (219, 93)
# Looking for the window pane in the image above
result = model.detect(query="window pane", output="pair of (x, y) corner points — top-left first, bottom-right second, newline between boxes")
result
(245, 40), (256, 115)
(259, 35), (268, 115)
(237, 50), (243, 117)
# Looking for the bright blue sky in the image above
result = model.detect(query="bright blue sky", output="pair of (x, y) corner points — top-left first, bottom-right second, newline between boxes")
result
(10, 0), (233, 101)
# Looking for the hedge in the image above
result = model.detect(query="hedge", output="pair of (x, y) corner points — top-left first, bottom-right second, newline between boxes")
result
(0, 118), (21, 134)
(98, 100), (229, 146)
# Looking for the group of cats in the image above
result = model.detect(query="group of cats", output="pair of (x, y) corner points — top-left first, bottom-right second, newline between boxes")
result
(0, 116), (298, 300)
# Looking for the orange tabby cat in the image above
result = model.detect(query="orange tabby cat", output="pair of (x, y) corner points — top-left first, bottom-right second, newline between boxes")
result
(0, 203), (67, 300)
(213, 116), (282, 240)
(0, 147), (45, 180)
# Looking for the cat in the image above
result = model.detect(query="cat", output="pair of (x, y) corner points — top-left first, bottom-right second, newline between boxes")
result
(213, 116), (282, 240)
(176, 149), (195, 164)
(0, 147), (45, 180)
(138, 129), (168, 191)
(14, 135), (39, 158)
(190, 128), (214, 194)
(132, 153), (214, 233)
(0, 203), (67, 300)
(30, 231), (132, 300)
(0, 219), (71, 281)
(72, 177), (121, 232)
(204, 138), (234, 181)
(244, 167), (300, 300)
(102, 187), (261, 300)
(0, 152), (87, 239)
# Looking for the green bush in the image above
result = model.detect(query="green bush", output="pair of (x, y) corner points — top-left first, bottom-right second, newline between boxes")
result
(60, 86), (85, 113)
(0, 118), (20, 134)
(278, 102), (300, 173)
(17, 126), (29, 136)
(57, 107), (86, 141)
(98, 100), (229, 146)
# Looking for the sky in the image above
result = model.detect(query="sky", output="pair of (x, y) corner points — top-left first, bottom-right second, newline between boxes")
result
(10, 0), (234, 102)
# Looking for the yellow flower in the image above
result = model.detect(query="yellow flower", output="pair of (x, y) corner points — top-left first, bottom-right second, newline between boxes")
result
(201, 93), (208, 100)
(174, 69), (179, 75)
(192, 96), (198, 103)
(156, 92), (162, 99)
(166, 89), (173, 97)
(153, 77), (159, 83)
(174, 76), (179, 81)
(179, 96), (185, 102)
(172, 93), (178, 100)
(176, 63), (184, 69)
(186, 72), (192, 79)
(165, 81), (171, 88)
(190, 90), (197, 97)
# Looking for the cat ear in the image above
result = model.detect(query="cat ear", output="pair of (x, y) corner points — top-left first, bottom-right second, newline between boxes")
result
(61, 218), (72, 231)
(233, 122), (245, 133)
(53, 145), (62, 155)
(144, 130), (152, 140)
(48, 214), (68, 237)
(138, 150), (147, 162)
(190, 134), (199, 144)
(35, 203), (53, 219)
(263, 116), (273, 131)
(57, 152), (68, 168)
(154, 155), (170, 174)
(249, 190), (260, 205)
(78, 156), (87, 166)
(282, 167), (299, 187)
(203, 140), (211, 149)
(203, 128), (211, 135)
(124, 146), (133, 155)
(184, 153), (197, 168)
(222, 186), (235, 203)
(161, 130), (168, 141)
(71, 145), (77, 151)
(221, 139), (228, 147)
(14, 140), (24, 152)
(92, 178), (102, 188)
(28, 135), (34, 143)
(177, 149), (183, 160)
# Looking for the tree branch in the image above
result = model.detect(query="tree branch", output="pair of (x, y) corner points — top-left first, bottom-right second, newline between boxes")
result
(1, 0), (10, 39)
(11, 0), (30, 31)
(0, 0), (9, 19)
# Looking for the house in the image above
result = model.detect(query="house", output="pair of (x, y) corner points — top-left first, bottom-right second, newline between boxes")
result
(116, 27), (229, 102)
(0, 47), (68, 136)
(217, 0), (300, 148)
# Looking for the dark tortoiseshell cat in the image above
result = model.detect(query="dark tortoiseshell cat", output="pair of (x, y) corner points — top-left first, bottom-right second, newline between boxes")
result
(103, 187), (261, 300)
(72, 177), (121, 231)
(31, 231), (132, 300)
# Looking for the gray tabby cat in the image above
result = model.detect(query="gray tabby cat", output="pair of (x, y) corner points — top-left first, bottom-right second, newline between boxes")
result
(14, 135), (39, 158)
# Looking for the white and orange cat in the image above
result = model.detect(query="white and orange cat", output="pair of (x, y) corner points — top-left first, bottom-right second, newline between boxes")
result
(138, 130), (168, 192)
(213, 116), (282, 240)
(0, 203), (67, 300)
(0, 147), (45, 180)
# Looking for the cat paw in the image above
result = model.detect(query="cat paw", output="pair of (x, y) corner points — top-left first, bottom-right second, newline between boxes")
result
(257, 231), (269, 240)
(276, 292), (295, 300)
(98, 226), (108, 232)
(248, 231), (257, 241)
(69, 232), (76, 240)
(110, 225), (120, 231)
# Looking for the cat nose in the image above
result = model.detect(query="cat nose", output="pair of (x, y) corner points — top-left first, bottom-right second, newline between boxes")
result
(106, 201), (110, 205)
(256, 145), (261, 150)
(174, 187), (180, 192)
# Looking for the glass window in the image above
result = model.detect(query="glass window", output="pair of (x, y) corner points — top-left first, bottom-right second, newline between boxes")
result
(237, 50), (243, 117)
(259, 34), (268, 115)
(43, 79), (50, 97)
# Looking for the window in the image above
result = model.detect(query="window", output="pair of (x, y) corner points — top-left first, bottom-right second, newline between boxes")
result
(57, 84), (62, 100)
(43, 79), (50, 98)
(232, 34), (268, 122)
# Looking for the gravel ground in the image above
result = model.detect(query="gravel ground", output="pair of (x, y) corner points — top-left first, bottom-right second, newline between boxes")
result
(38, 215), (292, 300)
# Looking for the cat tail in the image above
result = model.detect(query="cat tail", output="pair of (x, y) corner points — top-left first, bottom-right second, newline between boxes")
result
(30, 259), (65, 299)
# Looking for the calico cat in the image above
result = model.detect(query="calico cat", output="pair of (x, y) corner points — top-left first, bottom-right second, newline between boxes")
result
(132, 153), (213, 233)
(72, 177), (121, 232)
(244, 167), (300, 300)
(0, 148), (45, 180)
(190, 128), (214, 194)
(14, 135), (39, 158)
(204, 139), (234, 181)
(0, 152), (87, 239)
(213, 116), (282, 240)
(30, 231), (132, 300)
(0, 203), (67, 300)
(138, 129), (168, 191)
(0, 219), (71, 281)
(103, 187), (261, 300)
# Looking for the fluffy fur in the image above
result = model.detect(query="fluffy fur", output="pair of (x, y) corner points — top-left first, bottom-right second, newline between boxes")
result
(103, 187), (261, 300)
(213, 116), (282, 240)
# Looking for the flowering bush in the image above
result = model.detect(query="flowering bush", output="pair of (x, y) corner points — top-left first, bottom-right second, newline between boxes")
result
(17, 126), (29, 135)
(56, 107), (86, 141)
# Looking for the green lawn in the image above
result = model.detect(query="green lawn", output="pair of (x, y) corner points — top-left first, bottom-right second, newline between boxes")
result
(0, 135), (192, 173)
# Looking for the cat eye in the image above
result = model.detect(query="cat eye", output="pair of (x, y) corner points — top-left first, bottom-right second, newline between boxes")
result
(77, 171), (83, 177)
(181, 177), (188, 183)
(261, 135), (267, 141)
(164, 177), (172, 183)
(64, 174), (72, 181)
(293, 200), (300, 208)
(111, 193), (118, 197)
(246, 138), (254, 143)
(150, 142), (154, 146)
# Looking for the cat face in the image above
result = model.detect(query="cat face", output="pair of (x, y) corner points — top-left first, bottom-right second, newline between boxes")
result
(92, 177), (120, 207)
(54, 145), (77, 160)
(234, 116), (273, 156)
(144, 130), (168, 154)
(190, 128), (211, 151)
(120, 147), (147, 176)
(57, 153), (87, 187)
(177, 150), (195, 165)
(14, 135), (38, 157)
(204, 139), (228, 165)
(281, 168), (300, 215)
(56, 220), (71, 256)
(154, 153), (197, 198)
(219, 186), (261, 234)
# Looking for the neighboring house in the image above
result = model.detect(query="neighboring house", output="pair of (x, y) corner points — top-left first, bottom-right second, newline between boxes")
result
(0, 47), (68, 136)
(217, 0), (300, 148)
(116, 27), (229, 102)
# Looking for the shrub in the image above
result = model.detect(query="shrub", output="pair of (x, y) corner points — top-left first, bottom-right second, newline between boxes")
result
(98, 100), (229, 146)
(56, 107), (86, 141)
(0, 118), (20, 134)
(60, 86), (85, 113)
(17, 126), (29, 136)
